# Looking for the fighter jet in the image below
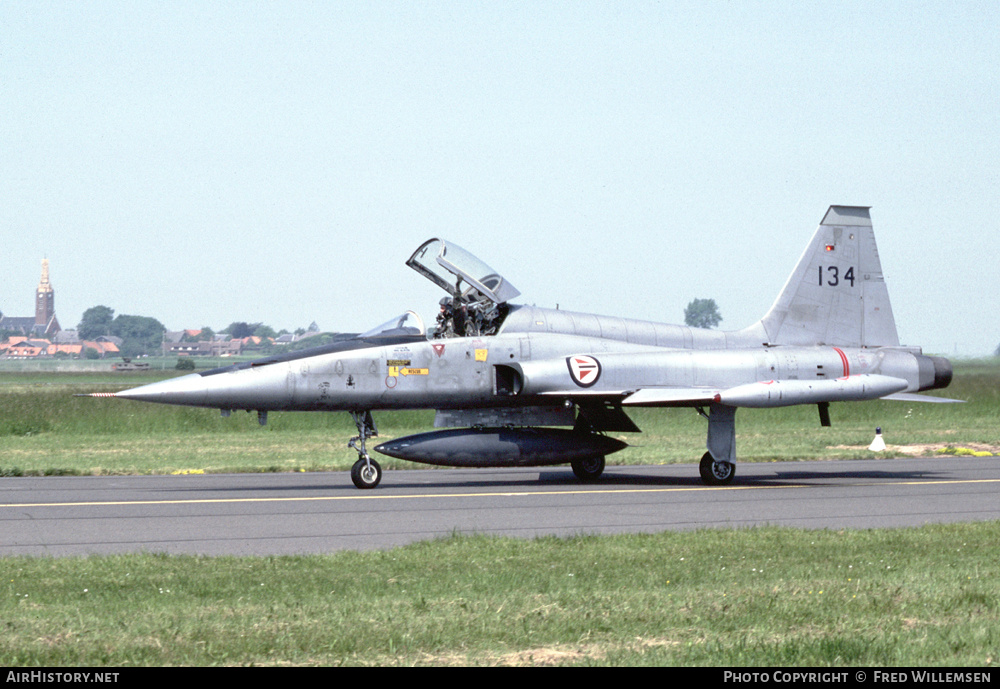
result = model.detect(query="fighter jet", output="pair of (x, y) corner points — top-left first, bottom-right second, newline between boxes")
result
(92, 206), (956, 488)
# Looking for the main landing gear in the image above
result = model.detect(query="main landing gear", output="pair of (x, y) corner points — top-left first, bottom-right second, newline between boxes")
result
(697, 403), (736, 485)
(699, 451), (735, 485)
(571, 455), (606, 481)
(348, 411), (382, 489)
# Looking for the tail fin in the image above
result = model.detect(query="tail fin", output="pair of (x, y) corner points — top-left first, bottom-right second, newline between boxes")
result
(758, 206), (899, 347)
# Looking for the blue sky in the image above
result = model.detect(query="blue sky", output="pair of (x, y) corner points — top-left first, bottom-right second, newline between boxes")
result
(3, 1), (997, 355)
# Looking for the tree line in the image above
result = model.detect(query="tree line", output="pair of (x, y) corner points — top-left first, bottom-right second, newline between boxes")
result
(74, 301), (1000, 358)
(77, 306), (314, 359)
(77, 299), (726, 359)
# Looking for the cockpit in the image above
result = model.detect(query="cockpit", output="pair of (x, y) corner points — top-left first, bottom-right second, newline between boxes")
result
(406, 239), (520, 339)
(200, 241), (516, 379)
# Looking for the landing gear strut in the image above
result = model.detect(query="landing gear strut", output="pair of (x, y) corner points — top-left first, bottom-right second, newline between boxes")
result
(697, 404), (736, 485)
(348, 411), (382, 489)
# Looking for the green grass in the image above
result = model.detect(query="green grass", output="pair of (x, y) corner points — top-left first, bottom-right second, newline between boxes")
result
(0, 359), (997, 476)
(1, 524), (997, 666)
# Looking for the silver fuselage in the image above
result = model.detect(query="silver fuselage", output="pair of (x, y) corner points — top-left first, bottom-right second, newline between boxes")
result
(117, 304), (947, 414)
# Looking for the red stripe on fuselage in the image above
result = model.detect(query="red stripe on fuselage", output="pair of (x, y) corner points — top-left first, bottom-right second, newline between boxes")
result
(833, 347), (849, 378)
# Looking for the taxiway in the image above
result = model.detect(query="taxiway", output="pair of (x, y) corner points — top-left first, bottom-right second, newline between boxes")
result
(2, 456), (997, 556)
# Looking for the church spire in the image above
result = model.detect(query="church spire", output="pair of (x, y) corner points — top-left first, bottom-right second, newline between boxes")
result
(36, 258), (55, 327)
(38, 258), (53, 293)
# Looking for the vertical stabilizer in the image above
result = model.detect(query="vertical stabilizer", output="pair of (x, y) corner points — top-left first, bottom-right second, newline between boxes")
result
(758, 206), (899, 347)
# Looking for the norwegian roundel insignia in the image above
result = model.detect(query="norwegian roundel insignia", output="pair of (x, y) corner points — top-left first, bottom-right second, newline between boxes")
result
(567, 355), (601, 388)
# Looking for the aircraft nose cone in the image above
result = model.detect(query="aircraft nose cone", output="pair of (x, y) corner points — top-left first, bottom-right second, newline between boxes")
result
(109, 373), (209, 406)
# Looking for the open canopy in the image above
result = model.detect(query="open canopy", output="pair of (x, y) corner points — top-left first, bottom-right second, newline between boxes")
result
(407, 239), (520, 305)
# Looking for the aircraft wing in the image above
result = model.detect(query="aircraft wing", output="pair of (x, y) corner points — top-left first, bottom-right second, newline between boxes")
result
(620, 388), (721, 407)
(539, 390), (634, 399)
(880, 392), (965, 403)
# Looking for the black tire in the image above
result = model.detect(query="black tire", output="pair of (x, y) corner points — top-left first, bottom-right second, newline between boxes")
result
(571, 455), (605, 481)
(351, 457), (382, 489)
(699, 451), (735, 485)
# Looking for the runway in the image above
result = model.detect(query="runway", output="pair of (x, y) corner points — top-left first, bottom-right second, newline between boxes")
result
(2, 456), (998, 557)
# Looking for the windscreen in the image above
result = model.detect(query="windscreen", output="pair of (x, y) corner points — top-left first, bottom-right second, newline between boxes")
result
(359, 311), (426, 340)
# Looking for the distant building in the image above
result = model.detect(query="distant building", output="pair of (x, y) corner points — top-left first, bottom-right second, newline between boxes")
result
(0, 316), (37, 335)
(163, 336), (245, 357)
(165, 341), (214, 356)
(0, 336), (119, 359)
(0, 259), (61, 337)
(0, 338), (51, 358)
(54, 329), (80, 344)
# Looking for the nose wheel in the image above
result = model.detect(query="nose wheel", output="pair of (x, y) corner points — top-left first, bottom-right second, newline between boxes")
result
(348, 411), (382, 489)
(351, 457), (382, 489)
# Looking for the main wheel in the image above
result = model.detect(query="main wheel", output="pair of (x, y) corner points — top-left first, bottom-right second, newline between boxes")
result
(699, 451), (735, 485)
(351, 457), (382, 489)
(571, 455), (605, 481)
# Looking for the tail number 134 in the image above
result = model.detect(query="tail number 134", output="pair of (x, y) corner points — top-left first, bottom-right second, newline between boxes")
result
(819, 265), (855, 287)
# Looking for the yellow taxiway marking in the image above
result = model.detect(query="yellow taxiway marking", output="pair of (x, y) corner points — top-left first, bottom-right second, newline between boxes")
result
(2, 478), (998, 510)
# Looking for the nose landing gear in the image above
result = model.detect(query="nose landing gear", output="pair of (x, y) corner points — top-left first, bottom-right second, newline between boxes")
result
(348, 411), (382, 489)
